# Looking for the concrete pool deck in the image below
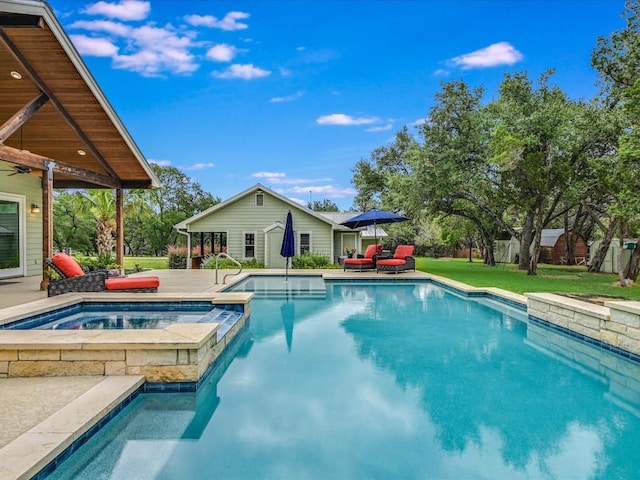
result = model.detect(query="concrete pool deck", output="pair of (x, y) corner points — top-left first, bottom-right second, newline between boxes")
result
(0, 268), (524, 479)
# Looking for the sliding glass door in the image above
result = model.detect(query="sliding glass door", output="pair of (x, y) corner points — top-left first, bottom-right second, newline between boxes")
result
(0, 194), (25, 278)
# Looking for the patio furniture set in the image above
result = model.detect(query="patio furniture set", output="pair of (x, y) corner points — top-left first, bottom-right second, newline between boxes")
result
(343, 244), (416, 274)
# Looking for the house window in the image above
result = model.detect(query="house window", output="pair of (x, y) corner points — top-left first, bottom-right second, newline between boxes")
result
(299, 233), (311, 254)
(256, 193), (264, 206)
(244, 232), (256, 258)
(212, 232), (227, 253)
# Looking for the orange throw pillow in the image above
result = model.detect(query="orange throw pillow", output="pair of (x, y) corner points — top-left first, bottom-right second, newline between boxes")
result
(51, 252), (85, 278)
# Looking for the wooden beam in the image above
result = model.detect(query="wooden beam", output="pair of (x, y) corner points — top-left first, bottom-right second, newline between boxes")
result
(116, 189), (124, 273)
(40, 164), (53, 291)
(0, 144), (122, 188)
(0, 92), (49, 143)
(0, 28), (121, 180)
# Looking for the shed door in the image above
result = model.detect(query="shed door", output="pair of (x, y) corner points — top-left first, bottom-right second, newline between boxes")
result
(267, 228), (286, 268)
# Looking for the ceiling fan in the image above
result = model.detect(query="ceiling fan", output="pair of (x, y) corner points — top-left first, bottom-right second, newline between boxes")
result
(0, 165), (32, 176)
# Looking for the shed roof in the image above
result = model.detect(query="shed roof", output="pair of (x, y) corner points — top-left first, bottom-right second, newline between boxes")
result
(540, 229), (566, 247)
(0, 0), (159, 189)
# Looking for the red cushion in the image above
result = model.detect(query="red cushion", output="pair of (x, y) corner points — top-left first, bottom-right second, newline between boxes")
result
(343, 258), (374, 265)
(105, 276), (160, 291)
(363, 245), (377, 259)
(394, 245), (415, 259)
(52, 252), (85, 278)
(377, 258), (406, 266)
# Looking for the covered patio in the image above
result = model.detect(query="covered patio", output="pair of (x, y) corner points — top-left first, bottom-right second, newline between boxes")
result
(0, 0), (159, 289)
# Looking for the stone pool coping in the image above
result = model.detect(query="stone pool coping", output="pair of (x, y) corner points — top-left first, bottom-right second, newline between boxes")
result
(0, 292), (252, 384)
(0, 375), (144, 480)
(527, 292), (640, 359)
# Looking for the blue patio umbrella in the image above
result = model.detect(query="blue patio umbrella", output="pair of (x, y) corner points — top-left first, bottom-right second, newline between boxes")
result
(280, 210), (295, 281)
(340, 208), (409, 246)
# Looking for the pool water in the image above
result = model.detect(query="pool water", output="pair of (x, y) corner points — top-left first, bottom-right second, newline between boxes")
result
(4, 302), (241, 330)
(46, 281), (640, 479)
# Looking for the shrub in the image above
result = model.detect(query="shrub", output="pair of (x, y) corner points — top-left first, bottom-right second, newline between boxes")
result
(291, 252), (331, 269)
(167, 245), (187, 269)
(202, 257), (265, 269)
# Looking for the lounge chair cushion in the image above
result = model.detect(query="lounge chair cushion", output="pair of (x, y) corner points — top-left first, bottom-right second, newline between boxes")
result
(105, 276), (160, 291)
(344, 258), (375, 266)
(344, 245), (382, 265)
(51, 252), (85, 278)
(376, 258), (407, 267)
(393, 245), (415, 259)
(363, 244), (381, 259)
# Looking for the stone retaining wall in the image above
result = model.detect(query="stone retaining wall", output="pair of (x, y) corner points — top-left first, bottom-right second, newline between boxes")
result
(527, 293), (640, 357)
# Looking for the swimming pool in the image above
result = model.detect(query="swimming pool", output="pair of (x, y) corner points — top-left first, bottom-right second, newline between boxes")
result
(44, 280), (640, 479)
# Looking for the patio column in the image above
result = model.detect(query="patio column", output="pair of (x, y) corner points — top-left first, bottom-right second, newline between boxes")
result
(40, 161), (53, 290)
(116, 188), (124, 273)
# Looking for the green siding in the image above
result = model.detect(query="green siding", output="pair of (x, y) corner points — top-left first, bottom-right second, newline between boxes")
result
(188, 191), (334, 265)
(0, 161), (43, 277)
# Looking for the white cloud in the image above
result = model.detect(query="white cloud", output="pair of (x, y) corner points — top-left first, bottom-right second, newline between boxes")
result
(213, 63), (271, 79)
(252, 171), (286, 180)
(186, 162), (215, 170)
(82, 0), (150, 21)
(413, 118), (427, 126)
(449, 41), (523, 69)
(206, 43), (238, 62)
(433, 68), (450, 77)
(251, 172), (333, 186)
(68, 19), (132, 36)
(316, 114), (379, 126)
(296, 46), (306, 51)
(270, 91), (304, 103)
(184, 11), (249, 31)
(68, 19), (198, 76)
(149, 159), (171, 166)
(365, 124), (392, 133)
(70, 34), (119, 56)
(290, 185), (357, 198)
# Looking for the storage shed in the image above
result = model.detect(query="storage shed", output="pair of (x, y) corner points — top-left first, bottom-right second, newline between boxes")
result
(539, 229), (588, 265)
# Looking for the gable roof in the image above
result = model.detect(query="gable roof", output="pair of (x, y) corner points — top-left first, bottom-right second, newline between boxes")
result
(174, 183), (343, 231)
(0, 0), (159, 189)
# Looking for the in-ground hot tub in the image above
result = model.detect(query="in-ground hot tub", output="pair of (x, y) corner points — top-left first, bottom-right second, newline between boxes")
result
(0, 293), (252, 389)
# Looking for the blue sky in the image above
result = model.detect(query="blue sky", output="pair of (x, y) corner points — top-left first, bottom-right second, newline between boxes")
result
(49, 0), (626, 210)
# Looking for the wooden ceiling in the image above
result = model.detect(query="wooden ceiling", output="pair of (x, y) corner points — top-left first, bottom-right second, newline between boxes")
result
(0, 1), (159, 189)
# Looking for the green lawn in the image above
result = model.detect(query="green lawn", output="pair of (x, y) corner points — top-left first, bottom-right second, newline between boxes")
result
(416, 257), (640, 301)
(119, 255), (640, 301)
(123, 256), (168, 270)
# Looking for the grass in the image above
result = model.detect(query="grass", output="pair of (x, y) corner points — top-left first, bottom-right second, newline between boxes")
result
(118, 255), (640, 301)
(416, 257), (640, 301)
(123, 256), (168, 270)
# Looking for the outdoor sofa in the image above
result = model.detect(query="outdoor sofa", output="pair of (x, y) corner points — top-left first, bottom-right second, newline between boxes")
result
(376, 245), (416, 274)
(343, 244), (383, 271)
(46, 252), (160, 296)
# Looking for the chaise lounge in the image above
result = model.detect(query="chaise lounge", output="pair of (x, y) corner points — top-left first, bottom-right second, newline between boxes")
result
(46, 252), (160, 297)
(376, 245), (415, 274)
(343, 244), (383, 271)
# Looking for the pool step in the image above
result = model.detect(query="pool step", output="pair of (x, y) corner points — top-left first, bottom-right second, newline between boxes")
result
(199, 308), (244, 341)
